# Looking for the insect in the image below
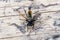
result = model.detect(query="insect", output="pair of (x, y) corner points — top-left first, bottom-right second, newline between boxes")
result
(18, 6), (41, 34)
